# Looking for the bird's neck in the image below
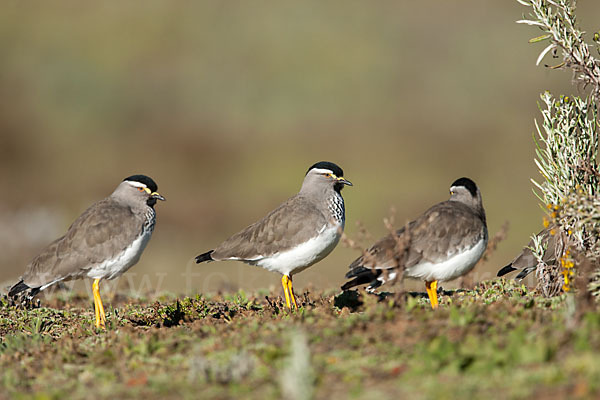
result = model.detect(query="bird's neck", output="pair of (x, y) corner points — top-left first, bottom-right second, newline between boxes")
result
(468, 201), (487, 227)
(297, 187), (345, 225)
(111, 195), (152, 214)
(449, 198), (486, 226)
(327, 191), (346, 225)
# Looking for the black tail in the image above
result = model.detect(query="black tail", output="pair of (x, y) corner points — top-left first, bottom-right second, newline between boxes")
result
(341, 267), (382, 291)
(341, 277), (366, 291)
(8, 280), (32, 297)
(195, 250), (214, 264)
(497, 264), (517, 277)
(515, 266), (536, 280)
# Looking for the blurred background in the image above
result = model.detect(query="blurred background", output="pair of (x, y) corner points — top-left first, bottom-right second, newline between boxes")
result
(2, 1), (599, 297)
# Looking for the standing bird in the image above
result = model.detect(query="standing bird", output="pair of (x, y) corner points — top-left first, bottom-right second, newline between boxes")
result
(196, 161), (352, 309)
(8, 175), (165, 328)
(342, 177), (487, 309)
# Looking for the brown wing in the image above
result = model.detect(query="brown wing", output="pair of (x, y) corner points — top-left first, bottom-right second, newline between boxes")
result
(347, 221), (416, 272)
(348, 201), (486, 273)
(211, 195), (329, 261)
(22, 198), (145, 288)
(498, 227), (558, 279)
(408, 202), (486, 264)
(512, 228), (556, 266)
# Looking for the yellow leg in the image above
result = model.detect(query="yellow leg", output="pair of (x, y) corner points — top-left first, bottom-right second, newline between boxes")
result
(98, 291), (106, 324)
(286, 276), (298, 308)
(92, 279), (106, 328)
(93, 287), (100, 324)
(425, 280), (439, 309)
(281, 275), (292, 309)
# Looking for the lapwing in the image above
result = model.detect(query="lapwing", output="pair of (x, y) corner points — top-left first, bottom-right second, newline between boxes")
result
(497, 226), (560, 280)
(8, 175), (165, 328)
(196, 161), (352, 309)
(342, 177), (487, 309)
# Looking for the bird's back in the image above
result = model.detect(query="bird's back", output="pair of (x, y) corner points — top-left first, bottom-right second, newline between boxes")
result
(211, 194), (330, 262)
(348, 200), (486, 274)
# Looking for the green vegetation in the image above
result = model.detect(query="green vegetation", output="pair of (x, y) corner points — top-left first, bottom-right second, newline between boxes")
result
(1, 282), (599, 399)
(2, 2), (600, 399)
(518, 0), (600, 295)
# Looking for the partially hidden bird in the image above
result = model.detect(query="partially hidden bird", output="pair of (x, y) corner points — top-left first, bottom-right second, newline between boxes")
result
(497, 225), (562, 280)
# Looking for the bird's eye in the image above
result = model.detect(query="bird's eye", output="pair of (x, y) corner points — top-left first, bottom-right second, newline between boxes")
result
(138, 187), (145, 192)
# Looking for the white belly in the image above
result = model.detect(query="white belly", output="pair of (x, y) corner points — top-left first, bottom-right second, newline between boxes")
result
(406, 238), (487, 282)
(86, 231), (152, 280)
(256, 224), (342, 276)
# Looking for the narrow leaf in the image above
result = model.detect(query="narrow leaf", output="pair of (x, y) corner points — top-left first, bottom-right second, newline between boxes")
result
(537, 43), (556, 66)
(517, 20), (546, 27)
(529, 34), (552, 43)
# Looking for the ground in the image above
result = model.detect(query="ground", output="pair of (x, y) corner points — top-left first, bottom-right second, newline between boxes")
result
(1, 280), (599, 400)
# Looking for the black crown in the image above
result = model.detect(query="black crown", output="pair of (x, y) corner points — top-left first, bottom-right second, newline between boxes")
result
(306, 161), (344, 177)
(124, 175), (158, 193)
(451, 177), (477, 197)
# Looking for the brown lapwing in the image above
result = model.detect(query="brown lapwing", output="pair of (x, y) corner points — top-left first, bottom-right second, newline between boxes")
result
(342, 177), (487, 309)
(8, 175), (165, 328)
(196, 161), (352, 309)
